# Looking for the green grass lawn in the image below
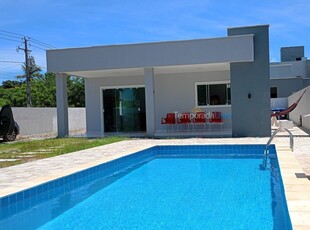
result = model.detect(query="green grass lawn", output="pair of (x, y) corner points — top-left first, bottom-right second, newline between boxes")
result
(0, 137), (127, 168)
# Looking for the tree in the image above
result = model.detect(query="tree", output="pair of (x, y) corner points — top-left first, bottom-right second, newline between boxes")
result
(15, 57), (43, 106)
(0, 72), (85, 107)
(1, 80), (22, 89)
(31, 73), (56, 107)
(0, 84), (27, 107)
(16, 64), (43, 80)
(67, 76), (85, 107)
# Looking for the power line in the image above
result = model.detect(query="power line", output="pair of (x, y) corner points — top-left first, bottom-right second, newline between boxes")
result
(0, 30), (56, 49)
(0, 76), (22, 80)
(0, 30), (52, 88)
(0, 63), (22, 68)
(0, 61), (24, 64)
(29, 38), (56, 49)
(0, 71), (22, 77)
(0, 32), (23, 40)
(0, 29), (25, 37)
(0, 72), (20, 75)
(0, 36), (21, 43)
(0, 72), (21, 77)
(30, 44), (48, 51)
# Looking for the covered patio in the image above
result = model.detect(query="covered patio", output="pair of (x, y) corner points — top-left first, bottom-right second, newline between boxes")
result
(47, 25), (270, 138)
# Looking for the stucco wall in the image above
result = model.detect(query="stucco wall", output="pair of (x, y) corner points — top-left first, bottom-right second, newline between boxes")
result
(84, 69), (232, 135)
(302, 115), (310, 133)
(270, 60), (308, 79)
(84, 76), (144, 135)
(228, 25), (270, 137)
(288, 86), (310, 132)
(270, 78), (304, 98)
(11, 107), (85, 136)
(270, 64), (292, 79)
(154, 70), (231, 131)
(304, 79), (310, 88)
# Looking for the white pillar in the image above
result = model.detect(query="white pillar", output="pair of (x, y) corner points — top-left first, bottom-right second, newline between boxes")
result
(56, 73), (69, 137)
(144, 68), (155, 136)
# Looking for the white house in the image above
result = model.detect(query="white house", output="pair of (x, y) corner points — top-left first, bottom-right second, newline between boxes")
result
(46, 25), (271, 138)
(270, 46), (310, 98)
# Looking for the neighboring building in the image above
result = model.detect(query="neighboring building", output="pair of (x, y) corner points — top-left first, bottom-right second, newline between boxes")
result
(270, 46), (310, 98)
(47, 25), (271, 138)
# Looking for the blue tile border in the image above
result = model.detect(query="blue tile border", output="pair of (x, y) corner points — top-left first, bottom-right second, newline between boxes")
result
(0, 144), (276, 221)
(155, 144), (275, 156)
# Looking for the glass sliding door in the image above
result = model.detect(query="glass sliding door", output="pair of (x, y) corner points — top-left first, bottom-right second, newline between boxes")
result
(103, 87), (146, 132)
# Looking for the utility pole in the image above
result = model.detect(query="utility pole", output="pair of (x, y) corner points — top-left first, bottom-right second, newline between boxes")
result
(17, 37), (32, 107)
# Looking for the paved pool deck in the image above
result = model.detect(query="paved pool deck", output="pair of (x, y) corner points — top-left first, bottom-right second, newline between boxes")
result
(0, 136), (310, 229)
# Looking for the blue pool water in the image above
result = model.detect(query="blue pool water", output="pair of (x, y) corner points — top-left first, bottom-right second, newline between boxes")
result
(0, 145), (292, 229)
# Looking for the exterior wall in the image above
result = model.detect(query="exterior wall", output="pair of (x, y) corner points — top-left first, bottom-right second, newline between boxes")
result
(307, 61), (310, 76)
(270, 78), (304, 97)
(154, 70), (231, 131)
(290, 61), (308, 77)
(281, 46), (304, 62)
(270, 60), (308, 79)
(270, 56), (310, 98)
(303, 115), (310, 133)
(84, 70), (231, 135)
(12, 108), (85, 136)
(287, 86), (310, 128)
(84, 76), (144, 136)
(228, 25), (270, 137)
(269, 77), (310, 98)
(270, 64), (291, 78)
(304, 79), (310, 88)
(68, 108), (86, 132)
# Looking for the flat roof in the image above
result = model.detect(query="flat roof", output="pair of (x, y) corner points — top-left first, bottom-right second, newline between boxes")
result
(47, 34), (254, 74)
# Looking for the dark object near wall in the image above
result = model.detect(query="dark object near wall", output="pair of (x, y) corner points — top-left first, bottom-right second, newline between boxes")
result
(0, 105), (20, 141)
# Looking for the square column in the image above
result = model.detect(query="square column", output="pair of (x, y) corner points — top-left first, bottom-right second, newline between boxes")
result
(228, 25), (270, 137)
(144, 68), (155, 136)
(85, 78), (103, 137)
(56, 73), (69, 137)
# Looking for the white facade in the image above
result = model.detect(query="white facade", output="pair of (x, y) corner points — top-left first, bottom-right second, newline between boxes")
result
(270, 46), (310, 98)
(288, 85), (310, 132)
(12, 107), (85, 135)
(47, 25), (271, 138)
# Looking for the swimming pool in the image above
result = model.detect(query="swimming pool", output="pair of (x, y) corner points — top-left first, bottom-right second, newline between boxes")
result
(0, 145), (292, 229)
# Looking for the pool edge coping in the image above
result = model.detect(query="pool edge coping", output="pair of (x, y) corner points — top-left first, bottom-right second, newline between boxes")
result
(276, 147), (310, 229)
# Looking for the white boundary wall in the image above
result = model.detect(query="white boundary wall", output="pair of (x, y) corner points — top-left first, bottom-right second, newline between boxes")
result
(11, 108), (86, 136)
(288, 85), (310, 132)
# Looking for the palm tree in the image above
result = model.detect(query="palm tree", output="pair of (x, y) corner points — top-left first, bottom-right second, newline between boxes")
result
(17, 64), (43, 80)
(16, 57), (42, 106)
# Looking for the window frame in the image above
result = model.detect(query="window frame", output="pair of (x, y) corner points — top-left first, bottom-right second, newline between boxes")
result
(195, 81), (231, 108)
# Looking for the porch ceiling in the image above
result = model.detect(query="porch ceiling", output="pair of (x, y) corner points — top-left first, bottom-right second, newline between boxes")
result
(67, 62), (230, 78)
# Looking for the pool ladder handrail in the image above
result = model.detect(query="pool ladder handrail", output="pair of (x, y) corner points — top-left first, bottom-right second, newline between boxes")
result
(263, 127), (294, 168)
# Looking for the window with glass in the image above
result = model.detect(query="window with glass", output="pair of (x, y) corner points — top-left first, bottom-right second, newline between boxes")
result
(270, 87), (277, 98)
(196, 83), (231, 106)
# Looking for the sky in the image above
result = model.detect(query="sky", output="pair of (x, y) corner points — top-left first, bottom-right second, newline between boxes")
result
(0, 0), (310, 83)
